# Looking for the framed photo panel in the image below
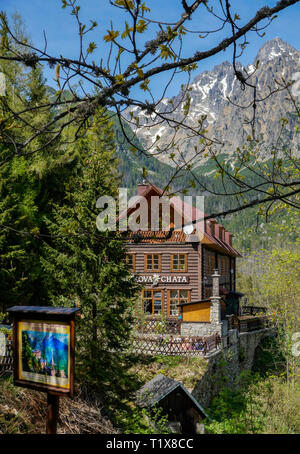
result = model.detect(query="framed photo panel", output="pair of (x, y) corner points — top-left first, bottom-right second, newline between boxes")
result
(8, 306), (79, 397)
(18, 320), (71, 390)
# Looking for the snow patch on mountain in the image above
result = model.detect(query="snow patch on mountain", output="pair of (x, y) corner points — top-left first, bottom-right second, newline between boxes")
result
(123, 38), (300, 166)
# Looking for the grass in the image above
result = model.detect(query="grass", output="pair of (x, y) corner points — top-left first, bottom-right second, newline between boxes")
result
(0, 375), (42, 434)
(0, 374), (116, 434)
(129, 354), (208, 392)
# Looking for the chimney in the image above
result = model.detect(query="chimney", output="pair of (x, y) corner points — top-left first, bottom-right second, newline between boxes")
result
(137, 180), (150, 196)
(208, 219), (216, 236)
(219, 226), (225, 242)
(227, 232), (233, 246)
(214, 224), (221, 240)
(210, 269), (222, 331)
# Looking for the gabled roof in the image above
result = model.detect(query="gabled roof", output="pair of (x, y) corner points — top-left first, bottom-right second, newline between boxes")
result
(121, 183), (241, 257)
(136, 373), (208, 418)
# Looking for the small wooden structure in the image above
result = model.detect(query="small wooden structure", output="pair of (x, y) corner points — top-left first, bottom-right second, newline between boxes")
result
(7, 306), (80, 434)
(227, 308), (269, 333)
(136, 373), (208, 433)
(179, 299), (211, 322)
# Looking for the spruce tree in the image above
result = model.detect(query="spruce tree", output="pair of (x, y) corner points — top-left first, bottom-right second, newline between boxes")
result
(41, 109), (138, 397)
(0, 16), (40, 310)
(0, 15), (79, 310)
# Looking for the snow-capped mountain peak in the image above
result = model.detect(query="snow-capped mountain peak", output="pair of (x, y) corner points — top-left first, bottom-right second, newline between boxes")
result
(124, 38), (300, 166)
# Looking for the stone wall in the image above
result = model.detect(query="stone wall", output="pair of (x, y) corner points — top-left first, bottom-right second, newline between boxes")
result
(180, 320), (225, 338)
(238, 328), (276, 370)
(181, 322), (218, 337)
(191, 327), (275, 408)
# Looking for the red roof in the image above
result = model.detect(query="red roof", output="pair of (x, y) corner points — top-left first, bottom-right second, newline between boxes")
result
(120, 183), (241, 257)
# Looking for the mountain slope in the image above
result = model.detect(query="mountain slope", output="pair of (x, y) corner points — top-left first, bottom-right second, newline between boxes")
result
(124, 38), (300, 166)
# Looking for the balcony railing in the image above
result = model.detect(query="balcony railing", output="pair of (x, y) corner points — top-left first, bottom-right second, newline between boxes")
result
(238, 316), (269, 333)
(130, 333), (221, 357)
(240, 306), (267, 316)
(227, 312), (271, 333)
(135, 317), (182, 335)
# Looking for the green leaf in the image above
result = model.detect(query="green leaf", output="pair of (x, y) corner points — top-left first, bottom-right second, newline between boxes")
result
(87, 42), (97, 55)
(159, 45), (176, 61)
(104, 29), (119, 42)
(136, 20), (148, 33)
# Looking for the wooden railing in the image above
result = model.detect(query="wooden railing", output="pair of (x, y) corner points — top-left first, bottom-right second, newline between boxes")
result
(0, 339), (13, 376)
(227, 312), (271, 333)
(240, 306), (267, 316)
(130, 333), (221, 357)
(135, 317), (182, 335)
(238, 316), (269, 333)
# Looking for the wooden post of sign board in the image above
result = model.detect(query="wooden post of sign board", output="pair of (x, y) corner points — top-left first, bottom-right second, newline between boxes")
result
(46, 393), (59, 434)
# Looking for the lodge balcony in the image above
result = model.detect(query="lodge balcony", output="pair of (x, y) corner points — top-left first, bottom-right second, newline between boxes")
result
(135, 306), (271, 338)
(130, 305), (272, 358)
(134, 306), (270, 336)
(135, 316), (181, 335)
(228, 305), (271, 333)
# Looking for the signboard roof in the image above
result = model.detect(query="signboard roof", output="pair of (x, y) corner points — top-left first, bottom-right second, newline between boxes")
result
(8, 306), (80, 316)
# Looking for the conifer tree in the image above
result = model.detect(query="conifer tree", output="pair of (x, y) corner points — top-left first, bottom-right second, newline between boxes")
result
(0, 16), (40, 310)
(41, 109), (138, 396)
(0, 15), (79, 310)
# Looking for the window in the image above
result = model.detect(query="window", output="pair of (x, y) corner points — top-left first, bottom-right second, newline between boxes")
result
(219, 254), (230, 290)
(126, 254), (135, 272)
(168, 289), (190, 316)
(142, 290), (163, 315)
(171, 254), (187, 272)
(203, 248), (215, 298)
(204, 249), (215, 278)
(145, 254), (161, 272)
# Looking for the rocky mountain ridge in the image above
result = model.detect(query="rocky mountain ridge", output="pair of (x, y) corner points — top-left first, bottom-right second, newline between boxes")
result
(124, 38), (300, 167)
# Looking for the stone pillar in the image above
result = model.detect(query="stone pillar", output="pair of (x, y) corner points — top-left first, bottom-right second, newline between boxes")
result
(210, 269), (222, 336)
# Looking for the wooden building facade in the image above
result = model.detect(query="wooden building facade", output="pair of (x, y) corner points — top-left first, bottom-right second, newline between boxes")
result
(123, 183), (241, 328)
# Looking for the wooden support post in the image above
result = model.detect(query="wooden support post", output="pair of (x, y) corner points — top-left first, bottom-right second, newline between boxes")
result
(46, 393), (59, 434)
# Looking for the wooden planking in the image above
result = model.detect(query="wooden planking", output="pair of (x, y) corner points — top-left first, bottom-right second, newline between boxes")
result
(127, 242), (236, 315)
(128, 245), (199, 273)
(202, 246), (235, 295)
(127, 243), (201, 312)
(182, 302), (210, 322)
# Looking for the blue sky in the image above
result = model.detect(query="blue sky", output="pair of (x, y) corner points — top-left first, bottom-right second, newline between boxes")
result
(3, 0), (300, 98)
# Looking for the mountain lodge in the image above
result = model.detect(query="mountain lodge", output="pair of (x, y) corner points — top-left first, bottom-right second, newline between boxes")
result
(123, 182), (242, 338)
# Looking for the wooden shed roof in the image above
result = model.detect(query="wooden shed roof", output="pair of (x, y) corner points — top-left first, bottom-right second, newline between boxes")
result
(136, 373), (208, 418)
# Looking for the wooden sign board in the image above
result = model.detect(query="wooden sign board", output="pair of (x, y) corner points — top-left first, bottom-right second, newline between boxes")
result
(7, 306), (79, 398)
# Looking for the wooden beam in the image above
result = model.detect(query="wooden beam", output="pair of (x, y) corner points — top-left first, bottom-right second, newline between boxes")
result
(46, 393), (59, 434)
